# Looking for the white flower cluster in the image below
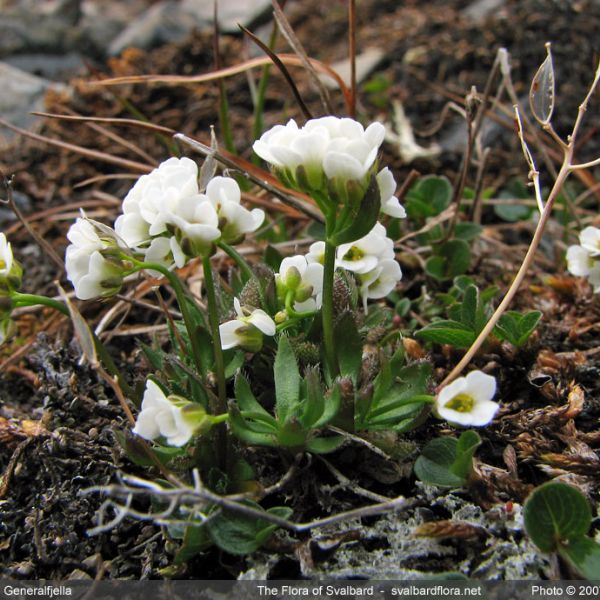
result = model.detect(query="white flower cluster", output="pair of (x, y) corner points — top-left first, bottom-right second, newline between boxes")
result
(253, 117), (406, 218)
(133, 379), (210, 446)
(566, 226), (600, 293)
(305, 222), (402, 311)
(115, 158), (264, 268)
(435, 370), (499, 427)
(65, 158), (265, 300)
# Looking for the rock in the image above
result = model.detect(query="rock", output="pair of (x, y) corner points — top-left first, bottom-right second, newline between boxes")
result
(181, 0), (272, 33)
(463, 0), (506, 21)
(0, 0), (82, 58)
(4, 52), (84, 80)
(319, 47), (386, 90)
(67, 568), (93, 580)
(0, 62), (68, 145)
(108, 0), (273, 56)
(108, 1), (200, 56)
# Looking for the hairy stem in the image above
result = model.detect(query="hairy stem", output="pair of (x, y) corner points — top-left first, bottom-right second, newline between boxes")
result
(133, 261), (207, 379)
(321, 237), (339, 378)
(218, 241), (254, 282)
(201, 255), (227, 415)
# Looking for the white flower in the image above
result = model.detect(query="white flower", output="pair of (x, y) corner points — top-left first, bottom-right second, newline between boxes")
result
(566, 226), (600, 293)
(358, 258), (402, 311)
(115, 157), (221, 262)
(220, 298), (276, 351)
(201, 176), (264, 243)
(253, 117), (385, 191)
(377, 167), (406, 219)
(0, 233), (14, 278)
(65, 218), (124, 300)
(336, 222), (394, 274)
(306, 241), (325, 265)
(276, 255), (324, 312)
(588, 264), (600, 293)
(566, 244), (593, 277)
(435, 371), (499, 427)
(579, 226), (600, 257)
(133, 380), (196, 447)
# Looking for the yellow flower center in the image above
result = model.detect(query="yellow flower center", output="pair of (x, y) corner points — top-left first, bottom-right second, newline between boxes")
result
(445, 393), (474, 413)
(343, 246), (364, 262)
(0, 259), (5, 270)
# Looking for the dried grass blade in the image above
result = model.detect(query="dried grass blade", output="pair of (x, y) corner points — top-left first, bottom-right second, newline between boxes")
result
(271, 0), (333, 114)
(239, 24), (312, 120)
(31, 111), (176, 135)
(0, 118), (152, 173)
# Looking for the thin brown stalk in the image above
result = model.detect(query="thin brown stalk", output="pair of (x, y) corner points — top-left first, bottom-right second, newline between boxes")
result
(239, 24), (313, 120)
(0, 118), (152, 173)
(32, 111), (176, 135)
(175, 133), (324, 222)
(271, 0), (333, 114)
(1, 170), (64, 272)
(90, 55), (352, 113)
(348, 0), (357, 118)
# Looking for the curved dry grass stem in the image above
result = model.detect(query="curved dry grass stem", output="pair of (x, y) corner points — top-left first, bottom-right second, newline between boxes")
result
(91, 54), (353, 113)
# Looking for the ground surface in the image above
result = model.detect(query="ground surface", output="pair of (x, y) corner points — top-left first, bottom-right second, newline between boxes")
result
(1, 0), (599, 581)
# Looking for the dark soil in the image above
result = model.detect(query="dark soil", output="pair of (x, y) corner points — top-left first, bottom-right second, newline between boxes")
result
(1, 0), (599, 581)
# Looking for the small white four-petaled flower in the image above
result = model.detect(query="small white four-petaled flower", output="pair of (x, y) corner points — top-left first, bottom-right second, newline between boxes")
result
(219, 298), (276, 352)
(566, 226), (600, 293)
(435, 370), (499, 427)
(133, 380), (207, 447)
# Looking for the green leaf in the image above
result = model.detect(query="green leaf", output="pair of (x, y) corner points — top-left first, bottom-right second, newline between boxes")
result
(312, 382), (342, 429)
(305, 435), (344, 454)
(416, 320), (476, 348)
(264, 244), (284, 271)
(414, 431), (480, 488)
(228, 402), (278, 446)
(494, 180), (533, 222)
(224, 351), (245, 379)
(174, 523), (212, 564)
(274, 336), (301, 423)
(207, 502), (292, 555)
(451, 430), (481, 480)
(406, 175), (453, 219)
(331, 173), (381, 245)
(460, 285), (479, 331)
(234, 374), (269, 416)
(414, 437), (464, 487)
(494, 310), (542, 347)
(454, 222), (482, 241)
(559, 536), (600, 581)
(299, 367), (325, 428)
(523, 482), (592, 553)
(334, 312), (362, 384)
(426, 239), (471, 281)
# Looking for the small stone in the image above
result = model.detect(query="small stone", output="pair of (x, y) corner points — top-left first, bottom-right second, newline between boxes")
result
(319, 47), (385, 90)
(67, 568), (92, 580)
